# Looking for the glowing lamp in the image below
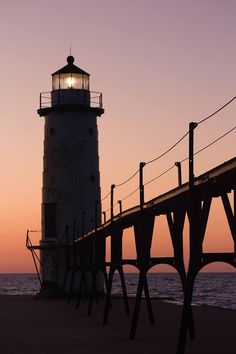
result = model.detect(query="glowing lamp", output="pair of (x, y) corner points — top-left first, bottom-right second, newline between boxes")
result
(66, 76), (75, 89)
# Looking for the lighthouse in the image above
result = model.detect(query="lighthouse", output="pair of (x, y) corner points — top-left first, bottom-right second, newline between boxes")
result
(37, 56), (104, 292)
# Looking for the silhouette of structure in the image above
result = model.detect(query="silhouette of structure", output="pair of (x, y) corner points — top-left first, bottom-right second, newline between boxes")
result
(29, 56), (104, 295)
(27, 61), (236, 353)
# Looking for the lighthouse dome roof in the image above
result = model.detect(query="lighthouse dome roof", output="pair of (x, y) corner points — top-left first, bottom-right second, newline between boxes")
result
(52, 56), (90, 76)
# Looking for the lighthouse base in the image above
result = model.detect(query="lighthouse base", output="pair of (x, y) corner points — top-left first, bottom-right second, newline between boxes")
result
(34, 281), (64, 299)
(38, 242), (105, 299)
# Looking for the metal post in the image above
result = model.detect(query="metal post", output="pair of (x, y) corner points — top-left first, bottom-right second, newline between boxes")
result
(189, 122), (198, 247)
(118, 200), (122, 214)
(110, 184), (116, 221)
(175, 162), (182, 186)
(177, 122), (198, 354)
(139, 162), (146, 209)
(103, 211), (106, 224)
(189, 122), (198, 189)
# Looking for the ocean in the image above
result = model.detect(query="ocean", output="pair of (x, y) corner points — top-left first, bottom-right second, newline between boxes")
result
(0, 273), (235, 310)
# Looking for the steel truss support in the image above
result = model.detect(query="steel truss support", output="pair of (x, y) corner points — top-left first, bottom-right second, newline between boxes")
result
(129, 206), (193, 340)
(177, 187), (236, 354)
(103, 227), (130, 325)
(129, 212), (155, 339)
(88, 235), (108, 316)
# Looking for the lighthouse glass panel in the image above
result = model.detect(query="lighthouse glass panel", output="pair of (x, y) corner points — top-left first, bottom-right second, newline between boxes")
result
(83, 75), (90, 90)
(52, 73), (89, 90)
(52, 75), (60, 90)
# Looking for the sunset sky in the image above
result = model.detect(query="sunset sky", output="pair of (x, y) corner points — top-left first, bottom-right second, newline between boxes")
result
(0, 0), (235, 273)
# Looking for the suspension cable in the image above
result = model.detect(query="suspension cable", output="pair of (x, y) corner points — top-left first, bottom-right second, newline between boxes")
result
(146, 131), (189, 165)
(101, 95), (236, 206)
(120, 187), (139, 202)
(145, 125), (236, 188)
(144, 165), (176, 186)
(194, 125), (236, 156)
(101, 190), (111, 202)
(116, 169), (139, 187)
(198, 96), (236, 125)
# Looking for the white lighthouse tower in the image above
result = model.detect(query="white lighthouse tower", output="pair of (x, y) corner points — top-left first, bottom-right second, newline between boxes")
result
(37, 56), (104, 292)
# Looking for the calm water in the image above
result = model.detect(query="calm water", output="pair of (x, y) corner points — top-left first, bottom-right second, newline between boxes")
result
(0, 273), (235, 310)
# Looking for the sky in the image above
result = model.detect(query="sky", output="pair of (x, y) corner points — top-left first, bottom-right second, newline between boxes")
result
(0, 0), (235, 273)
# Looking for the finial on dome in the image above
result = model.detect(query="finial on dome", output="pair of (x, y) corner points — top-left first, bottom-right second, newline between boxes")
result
(67, 56), (74, 65)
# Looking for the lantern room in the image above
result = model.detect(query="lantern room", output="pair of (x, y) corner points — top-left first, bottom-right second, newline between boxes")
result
(52, 55), (90, 90)
(37, 56), (104, 116)
(50, 56), (91, 107)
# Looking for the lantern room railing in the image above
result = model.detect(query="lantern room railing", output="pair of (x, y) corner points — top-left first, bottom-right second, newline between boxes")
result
(39, 90), (103, 110)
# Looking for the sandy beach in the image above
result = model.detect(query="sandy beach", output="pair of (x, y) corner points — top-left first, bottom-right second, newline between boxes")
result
(0, 295), (235, 354)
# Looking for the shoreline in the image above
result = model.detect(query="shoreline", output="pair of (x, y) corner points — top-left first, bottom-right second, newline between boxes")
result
(0, 295), (235, 353)
(1, 293), (236, 311)
(1, 273), (236, 312)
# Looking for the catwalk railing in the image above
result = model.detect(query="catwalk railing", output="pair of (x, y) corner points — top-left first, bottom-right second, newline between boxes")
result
(39, 90), (103, 109)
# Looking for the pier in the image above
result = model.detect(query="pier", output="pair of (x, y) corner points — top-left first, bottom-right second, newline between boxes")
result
(27, 145), (236, 353)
